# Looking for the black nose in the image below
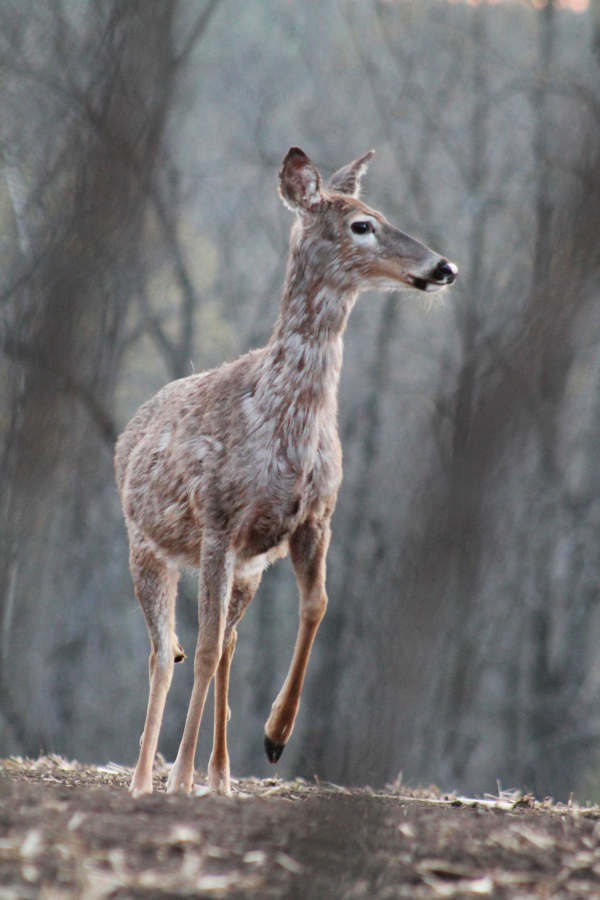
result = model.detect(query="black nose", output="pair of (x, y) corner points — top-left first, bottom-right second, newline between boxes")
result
(431, 260), (457, 284)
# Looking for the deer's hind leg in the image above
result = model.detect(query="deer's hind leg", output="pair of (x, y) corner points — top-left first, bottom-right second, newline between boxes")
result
(208, 572), (262, 795)
(129, 530), (182, 798)
(264, 516), (331, 763)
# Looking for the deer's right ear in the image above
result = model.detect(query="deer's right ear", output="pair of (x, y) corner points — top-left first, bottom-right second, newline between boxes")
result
(278, 148), (323, 212)
(328, 150), (374, 198)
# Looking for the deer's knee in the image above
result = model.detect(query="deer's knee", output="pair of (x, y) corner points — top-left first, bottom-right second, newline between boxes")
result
(227, 627), (238, 651)
(220, 627), (237, 663)
(194, 642), (221, 678)
(301, 590), (327, 627)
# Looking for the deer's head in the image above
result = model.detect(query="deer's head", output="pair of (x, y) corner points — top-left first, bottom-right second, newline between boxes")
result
(279, 147), (457, 294)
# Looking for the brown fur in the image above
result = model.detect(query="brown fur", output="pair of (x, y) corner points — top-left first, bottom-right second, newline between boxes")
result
(115, 147), (457, 797)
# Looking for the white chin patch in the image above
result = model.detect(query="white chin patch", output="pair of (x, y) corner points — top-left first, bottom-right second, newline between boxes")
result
(424, 282), (443, 292)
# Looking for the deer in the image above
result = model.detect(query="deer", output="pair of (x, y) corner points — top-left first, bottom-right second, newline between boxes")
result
(115, 147), (457, 798)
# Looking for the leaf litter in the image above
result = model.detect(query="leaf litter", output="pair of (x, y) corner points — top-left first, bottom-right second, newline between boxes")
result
(0, 755), (599, 897)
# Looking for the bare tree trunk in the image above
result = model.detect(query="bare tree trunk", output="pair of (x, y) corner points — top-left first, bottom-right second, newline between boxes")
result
(0, 0), (179, 760)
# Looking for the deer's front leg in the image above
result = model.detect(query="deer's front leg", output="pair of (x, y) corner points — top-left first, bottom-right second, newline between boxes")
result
(207, 628), (236, 796)
(208, 573), (261, 795)
(264, 516), (331, 763)
(166, 539), (233, 794)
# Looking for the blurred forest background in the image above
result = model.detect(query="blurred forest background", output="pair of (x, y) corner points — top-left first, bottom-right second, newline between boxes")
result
(0, 0), (600, 803)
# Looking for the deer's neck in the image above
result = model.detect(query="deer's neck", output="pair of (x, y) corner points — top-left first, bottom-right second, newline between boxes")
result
(253, 263), (356, 467)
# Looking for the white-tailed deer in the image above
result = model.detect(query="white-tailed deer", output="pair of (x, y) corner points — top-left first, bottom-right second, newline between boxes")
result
(115, 148), (457, 797)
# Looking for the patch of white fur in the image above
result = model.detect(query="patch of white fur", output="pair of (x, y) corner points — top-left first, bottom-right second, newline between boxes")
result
(302, 168), (322, 207)
(234, 553), (269, 580)
(158, 426), (172, 451)
(419, 285), (448, 312)
(155, 601), (174, 669)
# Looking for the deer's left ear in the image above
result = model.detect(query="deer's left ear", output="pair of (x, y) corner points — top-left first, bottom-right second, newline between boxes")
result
(328, 150), (375, 198)
(279, 148), (324, 212)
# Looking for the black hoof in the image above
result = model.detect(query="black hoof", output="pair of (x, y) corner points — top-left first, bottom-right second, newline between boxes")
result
(174, 644), (186, 663)
(264, 734), (286, 764)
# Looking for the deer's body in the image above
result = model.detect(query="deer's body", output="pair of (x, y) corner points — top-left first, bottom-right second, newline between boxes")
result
(116, 148), (456, 797)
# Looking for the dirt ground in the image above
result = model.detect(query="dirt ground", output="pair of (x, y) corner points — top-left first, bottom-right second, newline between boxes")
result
(0, 757), (599, 899)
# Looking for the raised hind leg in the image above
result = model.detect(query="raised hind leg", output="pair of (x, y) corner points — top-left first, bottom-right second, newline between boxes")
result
(129, 530), (183, 798)
(208, 573), (262, 795)
(264, 516), (330, 763)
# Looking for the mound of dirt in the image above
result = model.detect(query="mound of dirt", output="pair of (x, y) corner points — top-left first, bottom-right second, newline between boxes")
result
(0, 756), (599, 898)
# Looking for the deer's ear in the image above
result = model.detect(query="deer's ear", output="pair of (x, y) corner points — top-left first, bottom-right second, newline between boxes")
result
(328, 150), (375, 198)
(279, 148), (324, 212)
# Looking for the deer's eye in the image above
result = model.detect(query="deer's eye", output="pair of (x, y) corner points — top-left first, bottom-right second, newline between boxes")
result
(351, 220), (374, 235)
